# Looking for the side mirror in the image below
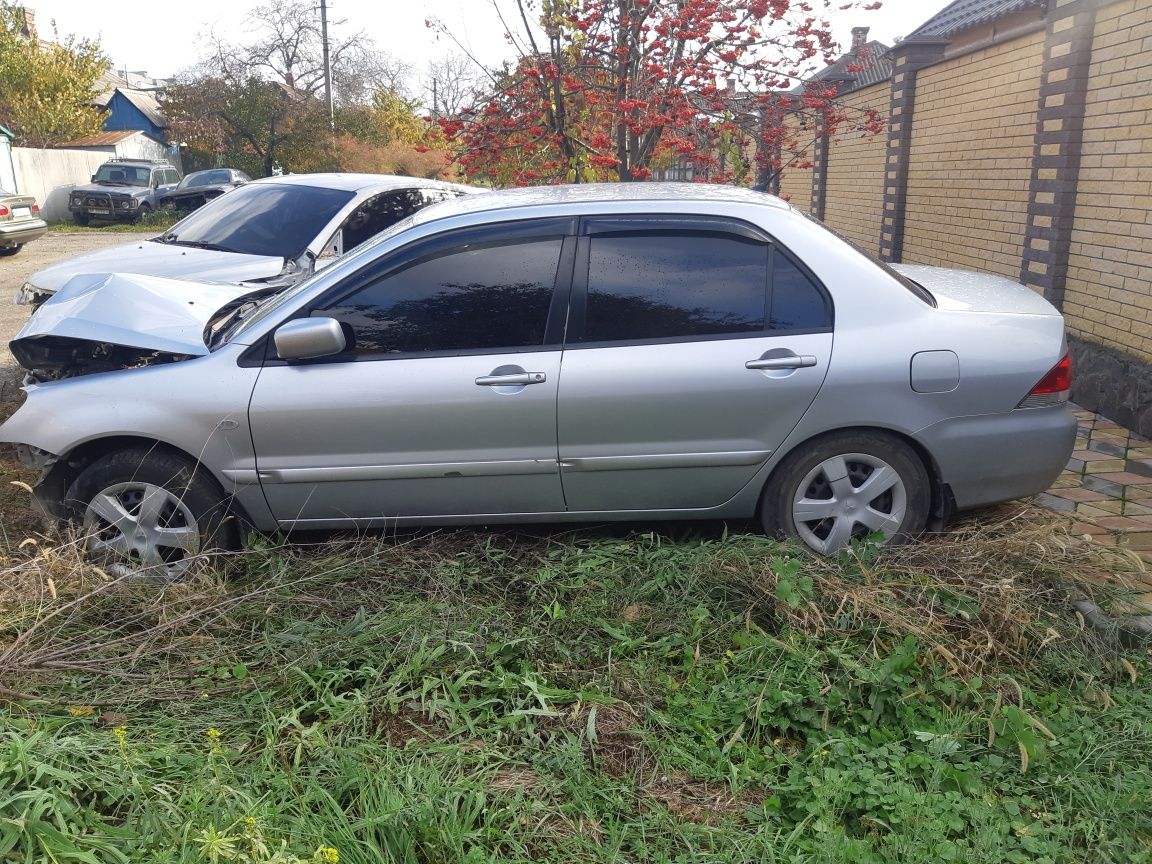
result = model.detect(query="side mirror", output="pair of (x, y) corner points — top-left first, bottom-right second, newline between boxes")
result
(273, 317), (347, 361)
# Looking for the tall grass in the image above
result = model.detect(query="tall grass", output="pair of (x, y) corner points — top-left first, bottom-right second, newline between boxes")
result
(0, 511), (1149, 862)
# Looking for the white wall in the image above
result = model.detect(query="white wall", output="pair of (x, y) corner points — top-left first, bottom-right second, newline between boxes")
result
(0, 137), (15, 193)
(12, 147), (108, 221)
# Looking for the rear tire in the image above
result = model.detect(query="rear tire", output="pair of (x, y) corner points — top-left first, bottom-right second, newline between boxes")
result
(65, 449), (239, 580)
(761, 431), (930, 555)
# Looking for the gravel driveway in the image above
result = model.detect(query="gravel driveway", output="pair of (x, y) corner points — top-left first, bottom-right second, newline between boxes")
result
(0, 231), (153, 401)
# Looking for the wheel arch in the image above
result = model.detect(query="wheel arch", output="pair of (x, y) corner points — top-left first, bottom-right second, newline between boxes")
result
(758, 425), (954, 529)
(38, 435), (254, 527)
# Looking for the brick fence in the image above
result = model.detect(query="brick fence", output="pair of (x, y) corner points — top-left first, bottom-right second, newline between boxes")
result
(783, 0), (1152, 435)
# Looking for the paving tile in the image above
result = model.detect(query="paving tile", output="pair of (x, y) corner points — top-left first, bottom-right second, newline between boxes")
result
(1129, 447), (1152, 460)
(1069, 520), (1109, 536)
(1125, 459), (1152, 478)
(1074, 504), (1115, 518)
(1116, 532), (1152, 551)
(1049, 475), (1083, 489)
(1090, 499), (1126, 515)
(1095, 516), (1151, 532)
(1034, 492), (1075, 512)
(1093, 472), (1152, 486)
(1066, 458), (1086, 473)
(1083, 460), (1128, 474)
(1087, 440), (1129, 457)
(1124, 485), (1152, 501)
(1049, 487), (1109, 502)
(1073, 448), (1124, 461)
(1122, 500), (1152, 516)
(1081, 475), (1126, 497)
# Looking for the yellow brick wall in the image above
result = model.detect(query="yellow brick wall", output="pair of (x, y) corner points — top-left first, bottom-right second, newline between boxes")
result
(822, 83), (889, 255)
(1063, 0), (1152, 361)
(777, 114), (814, 212)
(902, 30), (1046, 278)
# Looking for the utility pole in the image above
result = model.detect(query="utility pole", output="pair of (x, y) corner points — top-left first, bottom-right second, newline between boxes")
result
(320, 0), (334, 132)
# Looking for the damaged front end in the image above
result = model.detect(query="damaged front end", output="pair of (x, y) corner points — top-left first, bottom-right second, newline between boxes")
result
(11, 335), (194, 384)
(9, 272), (260, 382)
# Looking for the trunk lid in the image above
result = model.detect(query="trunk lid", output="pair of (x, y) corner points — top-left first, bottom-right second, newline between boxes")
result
(891, 264), (1060, 316)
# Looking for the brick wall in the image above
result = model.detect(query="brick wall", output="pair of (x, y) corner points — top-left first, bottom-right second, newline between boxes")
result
(822, 83), (889, 254)
(902, 30), (1046, 279)
(777, 114), (814, 212)
(1063, 0), (1152, 361)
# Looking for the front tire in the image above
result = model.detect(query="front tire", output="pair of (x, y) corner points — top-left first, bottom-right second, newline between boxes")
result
(133, 203), (152, 224)
(0, 245), (20, 257)
(65, 449), (238, 579)
(761, 431), (930, 555)
(72, 211), (90, 226)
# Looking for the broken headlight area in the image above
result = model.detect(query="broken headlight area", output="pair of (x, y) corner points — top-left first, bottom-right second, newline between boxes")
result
(11, 335), (194, 383)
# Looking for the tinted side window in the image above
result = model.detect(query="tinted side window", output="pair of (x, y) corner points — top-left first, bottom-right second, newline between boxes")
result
(769, 251), (831, 331)
(581, 232), (768, 343)
(319, 237), (563, 356)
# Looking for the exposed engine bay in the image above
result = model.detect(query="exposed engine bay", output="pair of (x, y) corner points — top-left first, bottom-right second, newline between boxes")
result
(9, 272), (271, 382)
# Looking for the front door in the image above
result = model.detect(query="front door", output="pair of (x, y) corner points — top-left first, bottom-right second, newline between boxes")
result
(249, 219), (573, 526)
(557, 217), (834, 512)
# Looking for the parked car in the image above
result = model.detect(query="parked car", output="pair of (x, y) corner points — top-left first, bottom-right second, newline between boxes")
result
(16, 174), (480, 307)
(1, 184), (1076, 576)
(164, 168), (251, 213)
(67, 159), (182, 226)
(0, 188), (47, 256)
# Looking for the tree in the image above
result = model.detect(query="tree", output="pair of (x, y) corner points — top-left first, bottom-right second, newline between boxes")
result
(164, 76), (330, 177)
(0, 3), (106, 147)
(431, 0), (885, 186)
(423, 53), (485, 119)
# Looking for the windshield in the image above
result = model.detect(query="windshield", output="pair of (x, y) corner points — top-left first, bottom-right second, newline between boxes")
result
(157, 182), (355, 259)
(180, 169), (232, 189)
(220, 210), (423, 346)
(93, 164), (151, 186)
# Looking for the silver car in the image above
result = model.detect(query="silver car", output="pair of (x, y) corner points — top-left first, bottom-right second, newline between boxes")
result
(14, 173), (479, 306)
(1, 184), (1076, 576)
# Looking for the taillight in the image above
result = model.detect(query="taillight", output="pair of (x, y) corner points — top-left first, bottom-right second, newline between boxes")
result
(0, 206), (8, 217)
(1018, 354), (1071, 408)
(31, 204), (39, 214)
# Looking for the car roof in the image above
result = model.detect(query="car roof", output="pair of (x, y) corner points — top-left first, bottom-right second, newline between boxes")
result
(407, 182), (791, 227)
(247, 173), (478, 194)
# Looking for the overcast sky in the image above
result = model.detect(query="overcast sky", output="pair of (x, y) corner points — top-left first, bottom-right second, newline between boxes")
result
(26, 0), (954, 83)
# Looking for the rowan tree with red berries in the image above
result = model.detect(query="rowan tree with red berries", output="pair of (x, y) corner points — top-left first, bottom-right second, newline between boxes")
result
(431, 0), (886, 187)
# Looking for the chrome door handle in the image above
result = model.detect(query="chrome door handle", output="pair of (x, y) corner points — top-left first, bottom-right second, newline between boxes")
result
(746, 355), (817, 370)
(475, 372), (547, 386)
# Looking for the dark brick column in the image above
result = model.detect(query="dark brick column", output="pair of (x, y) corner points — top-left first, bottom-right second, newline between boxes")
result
(808, 73), (855, 221)
(1019, 0), (1104, 309)
(878, 37), (949, 262)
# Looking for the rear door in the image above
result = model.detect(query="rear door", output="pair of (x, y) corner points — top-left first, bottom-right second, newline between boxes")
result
(556, 215), (834, 512)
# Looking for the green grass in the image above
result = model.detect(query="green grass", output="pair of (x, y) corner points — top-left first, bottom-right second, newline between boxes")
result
(46, 211), (181, 234)
(0, 516), (1150, 863)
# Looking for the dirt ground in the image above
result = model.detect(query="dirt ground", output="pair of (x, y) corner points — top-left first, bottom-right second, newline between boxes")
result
(0, 231), (153, 402)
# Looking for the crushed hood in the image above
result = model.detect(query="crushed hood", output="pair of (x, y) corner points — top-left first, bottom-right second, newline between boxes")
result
(891, 264), (1061, 316)
(12, 272), (256, 357)
(24, 238), (285, 296)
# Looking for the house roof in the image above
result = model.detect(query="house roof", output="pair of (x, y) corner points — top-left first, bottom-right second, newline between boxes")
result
(790, 39), (894, 94)
(102, 88), (167, 129)
(906, 0), (1046, 39)
(62, 130), (158, 147)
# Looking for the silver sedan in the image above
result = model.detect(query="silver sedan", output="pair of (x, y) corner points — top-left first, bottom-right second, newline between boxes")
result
(1, 183), (1076, 575)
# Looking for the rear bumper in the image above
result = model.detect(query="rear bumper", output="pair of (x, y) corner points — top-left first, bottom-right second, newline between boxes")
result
(0, 219), (47, 247)
(917, 405), (1077, 510)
